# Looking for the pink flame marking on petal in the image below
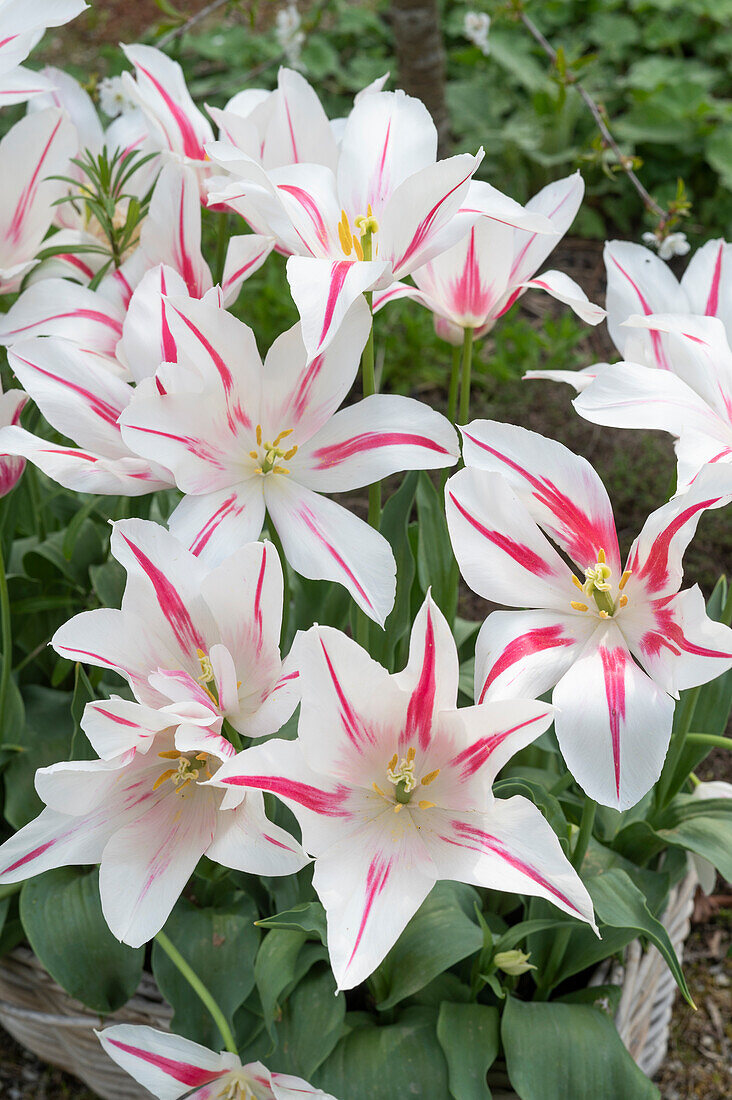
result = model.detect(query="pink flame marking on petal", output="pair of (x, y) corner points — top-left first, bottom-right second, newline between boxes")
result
(290, 353), (325, 423)
(607, 254), (670, 370)
(447, 228), (494, 322)
(373, 117), (393, 202)
(599, 645), (627, 801)
(346, 852), (393, 971)
(135, 63), (206, 160)
(401, 604), (437, 750)
(56, 253), (95, 279)
(319, 637), (374, 750)
(119, 531), (206, 653)
(298, 504), (374, 612)
(270, 670), (299, 694)
(92, 706), (143, 729)
(263, 832), (297, 851)
(283, 93), (300, 162)
(628, 496), (720, 595)
(166, 304), (251, 431)
(478, 624), (574, 702)
(175, 182), (200, 296)
(158, 267), (177, 363)
(507, 185), (577, 285)
(40, 448), (97, 461)
(705, 242), (724, 316)
(449, 712), (552, 780)
(640, 597), (732, 663)
(278, 184), (330, 253)
(253, 544), (267, 652)
(312, 431), (449, 470)
(317, 261), (352, 350)
(3, 308), (122, 340)
(105, 1039), (228, 1088)
(441, 821), (582, 913)
(2, 839), (57, 875)
(393, 165), (477, 273)
(189, 493), (242, 557)
(221, 249), (268, 294)
(7, 116), (63, 246)
(219, 774), (352, 816)
(123, 423), (228, 470)
(448, 490), (557, 580)
(11, 354), (124, 429)
(459, 433), (619, 572)
(0, 36), (19, 50)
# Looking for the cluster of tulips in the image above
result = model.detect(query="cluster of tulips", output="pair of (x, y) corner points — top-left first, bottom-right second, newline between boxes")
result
(0, 4), (730, 1098)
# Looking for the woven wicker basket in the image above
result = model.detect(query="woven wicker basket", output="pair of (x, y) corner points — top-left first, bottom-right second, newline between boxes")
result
(0, 868), (697, 1099)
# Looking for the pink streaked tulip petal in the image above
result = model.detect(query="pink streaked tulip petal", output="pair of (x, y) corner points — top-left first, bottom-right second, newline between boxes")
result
(286, 255), (389, 360)
(371, 279), (429, 313)
(381, 151), (485, 277)
(0, 109), (77, 289)
(337, 89), (437, 220)
(445, 467), (578, 611)
(410, 219), (514, 329)
(624, 466), (732, 602)
(206, 789), (309, 876)
(459, 420), (621, 576)
(97, 1024), (231, 1100)
(681, 237), (732, 330)
(168, 480), (266, 566)
(119, 264), (189, 384)
(81, 697), (176, 760)
(393, 594), (459, 750)
(0, 66), (59, 106)
(138, 163), (212, 298)
(474, 608), (597, 705)
(264, 475), (396, 625)
(676, 431), (732, 487)
(622, 584), (732, 697)
(434, 701), (554, 806)
(508, 171), (584, 286)
(99, 783), (218, 946)
(271, 162), (342, 259)
(523, 364), (604, 392)
(460, 179), (556, 234)
(0, 806), (114, 882)
(260, 67), (339, 170)
(422, 796), (596, 927)
(295, 624), (407, 783)
(603, 240), (686, 365)
(295, 393), (458, 492)
(259, 298), (371, 443)
(553, 623), (674, 810)
(34, 754), (136, 816)
(220, 233), (274, 306)
(0, 279), (124, 353)
(516, 269), (605, 325)
(313, 818), (436, 990)
(8, 339), (132, 458)
(0, 425), (170, 495)
(121, 44), (213, 163)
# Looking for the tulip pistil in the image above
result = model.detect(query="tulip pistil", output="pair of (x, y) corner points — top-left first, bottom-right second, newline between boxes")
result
(250, 424), (297, 476)
(569, 549), (631, 617)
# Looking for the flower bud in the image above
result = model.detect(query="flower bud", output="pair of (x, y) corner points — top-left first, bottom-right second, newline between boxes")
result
(493, 949), (536, 976)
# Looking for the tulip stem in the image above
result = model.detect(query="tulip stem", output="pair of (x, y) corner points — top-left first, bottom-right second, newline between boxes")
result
(571, 797), (596, 871)
(656, 684), (701, 809)
(447, 344), (461, 425)
(0, 537), (12, 736)
(215, 211), (229, 286)
(685, 732), (732, 751)
(361, 294), (381, 530)
(457, 326), (474, 427)
(155, 930), (238, 1055)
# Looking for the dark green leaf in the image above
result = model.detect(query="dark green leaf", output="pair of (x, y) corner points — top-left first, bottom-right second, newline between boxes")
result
(20, 868), (143, 1013)
(271, 964), (345, 1078)
(416, 471), (456, 620)
(437, 1003), (500, 1100)
(152, 895), (259, 1048)
(372, 471), (418, 670)
(371, 882), (483, 1010)
(255, 899), (327, 943)
(3, 686), (73, 828)
(70, 663), (96, 760)
(254, 928), (306, 1036)
(502, 997), (660, 1100)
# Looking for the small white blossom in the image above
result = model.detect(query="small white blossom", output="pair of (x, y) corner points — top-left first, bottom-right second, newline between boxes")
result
(464, 11), (491, 55)
(642, 230), (690, 261)
(98, 75), (135, 119)
(276, 3), (306, 69)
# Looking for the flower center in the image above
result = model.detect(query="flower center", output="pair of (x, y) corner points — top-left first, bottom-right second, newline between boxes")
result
(249, 424), (297, 476)
(569, 548), (632, 618)
(196, 647), (221, 708)
(218, 1070), (267, 1100)
(373, 746), (440, 813)
(338, 205), (379, 261)
(153, 750), (212, 796)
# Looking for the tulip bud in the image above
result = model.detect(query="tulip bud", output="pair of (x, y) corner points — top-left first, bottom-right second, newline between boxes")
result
(493, 949), (536, 976)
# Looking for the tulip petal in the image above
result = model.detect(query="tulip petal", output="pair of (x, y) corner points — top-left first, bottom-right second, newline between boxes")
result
(517, 269), (605, 325)
(121, 44), (213, 162)
(97, 1024), (230, 1100)
(138, 163), (212, 297)
(207, 789), (308, 876)
(394, 594), (459, 749)
(603, 240), (686, 365)
(286, 255), (389, 360)
(168, 480), (266, 566)
(220, 233), (274, 306)
(0, 279), (123, 353)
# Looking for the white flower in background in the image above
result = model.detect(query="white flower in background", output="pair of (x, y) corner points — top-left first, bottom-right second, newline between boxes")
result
(276, 3), (306, 69)
(97, 74), (135, 118)
(690, 780), (732, 892)
(464, 11), (491, 56)
(641, 230), (690, 261)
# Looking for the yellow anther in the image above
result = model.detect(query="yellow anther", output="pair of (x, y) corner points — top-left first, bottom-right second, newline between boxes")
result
(406, 746), (416, 762)
(619, 594), (628, 608)
(571, 574), (583, 590)
(158, 749), (181, 760)
(420, 769), (440, 786)
(353, 236), (363, 261)
(283, 446), (298, 461)
(570, 601), (589, 612)
(254, 466), (263, 475)
(272, 428), (293, 446)
(388, 753), (398, 771)
(249, 450), (258, 459)
(393, 803), (404, 814)
(597, 548), (606, 564)
(373, 782), (385, 797)
(338, 211), (353, 256)
(195, 753), (208, 762)
(619, 570), (632, 591)
(272, 464), (289, 475)
(418, 800), (436, 810)
(256, 424), (262, 446)
(599, 610), (609, 619)
(153, 768), (176, 791)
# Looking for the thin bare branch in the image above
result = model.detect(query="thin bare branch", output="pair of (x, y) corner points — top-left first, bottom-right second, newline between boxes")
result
(157, 0), (232, 49)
